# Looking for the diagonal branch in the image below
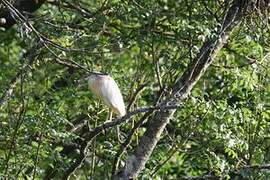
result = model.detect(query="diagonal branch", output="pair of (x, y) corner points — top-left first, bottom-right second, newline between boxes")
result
(113, 0), (251, 179)
(43, 104), (183, 179)
(111, 110), (154, 175)
(82, 104), (183, 141)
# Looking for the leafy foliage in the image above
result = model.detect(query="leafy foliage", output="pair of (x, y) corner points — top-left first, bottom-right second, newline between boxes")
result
(0, 0), (269, 179)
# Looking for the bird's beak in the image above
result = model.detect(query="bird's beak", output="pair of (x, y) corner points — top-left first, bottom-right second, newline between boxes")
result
(77, 76), (88, 88)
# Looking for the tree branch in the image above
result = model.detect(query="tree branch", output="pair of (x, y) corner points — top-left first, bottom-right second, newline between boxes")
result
(43, 104), (183, 179)
(111, 110), (154, 175)
(82, 105), (183, 142)
(113, 0), (251, 179)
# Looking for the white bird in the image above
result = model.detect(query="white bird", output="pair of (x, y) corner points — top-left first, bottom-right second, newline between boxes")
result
(87, 73), (126, 120)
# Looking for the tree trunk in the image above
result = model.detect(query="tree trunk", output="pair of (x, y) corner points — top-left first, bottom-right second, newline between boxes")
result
(113, 0), (250, 179)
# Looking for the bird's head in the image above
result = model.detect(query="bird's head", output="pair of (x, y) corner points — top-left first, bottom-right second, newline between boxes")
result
(77, 71), (108, 88)
(87, 72), (109, 85)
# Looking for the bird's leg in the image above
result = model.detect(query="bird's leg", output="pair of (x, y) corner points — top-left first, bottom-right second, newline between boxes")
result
(106, 109), (113, 122)
(107, 110), (123, 143)
(117, 125), (123, 143)
(98, 100), (106, 136)
(102, 109), (112, 138)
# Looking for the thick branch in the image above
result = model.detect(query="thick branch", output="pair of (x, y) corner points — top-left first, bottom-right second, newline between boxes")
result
(82, 105), (183, 141)
(113, 0), (250, 179)
(43, 105), (182, 179)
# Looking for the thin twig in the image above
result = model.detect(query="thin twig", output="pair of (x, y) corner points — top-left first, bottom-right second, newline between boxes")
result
(127, 83), (148, 111)
(0, 43), (42, 107)
(60, 104), (183, 179)
(4, 48), (28, 176)
(82, 104), (183, 141)
(1, 0), (92, 73)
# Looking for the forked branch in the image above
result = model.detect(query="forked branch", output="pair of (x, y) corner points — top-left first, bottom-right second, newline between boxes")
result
(113, 0), (251, 179)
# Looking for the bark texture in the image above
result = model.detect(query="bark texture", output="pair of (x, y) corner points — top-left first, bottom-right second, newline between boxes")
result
(113, 0), (251, 179)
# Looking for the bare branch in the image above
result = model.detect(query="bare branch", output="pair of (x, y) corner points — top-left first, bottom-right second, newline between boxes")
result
(113, 0), (251, 179)
(1, 0), (93, 73)
(111, 110), (154, 175)
(82, 104), (183, 141)
(47, 104), (183, 179)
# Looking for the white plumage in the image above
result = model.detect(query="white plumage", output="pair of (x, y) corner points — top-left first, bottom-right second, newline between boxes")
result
(87, 74), (126, 117)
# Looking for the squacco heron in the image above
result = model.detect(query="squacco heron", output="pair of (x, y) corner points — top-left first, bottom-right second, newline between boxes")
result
(87, 73), (126, 119)
(85, 73), (126, 141)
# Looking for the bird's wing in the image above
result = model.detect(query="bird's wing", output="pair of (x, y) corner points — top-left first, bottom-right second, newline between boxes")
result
(100, 76), (126, 116)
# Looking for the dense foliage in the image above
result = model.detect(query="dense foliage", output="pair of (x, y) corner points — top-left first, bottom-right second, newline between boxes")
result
(0, 0), (269, 179)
